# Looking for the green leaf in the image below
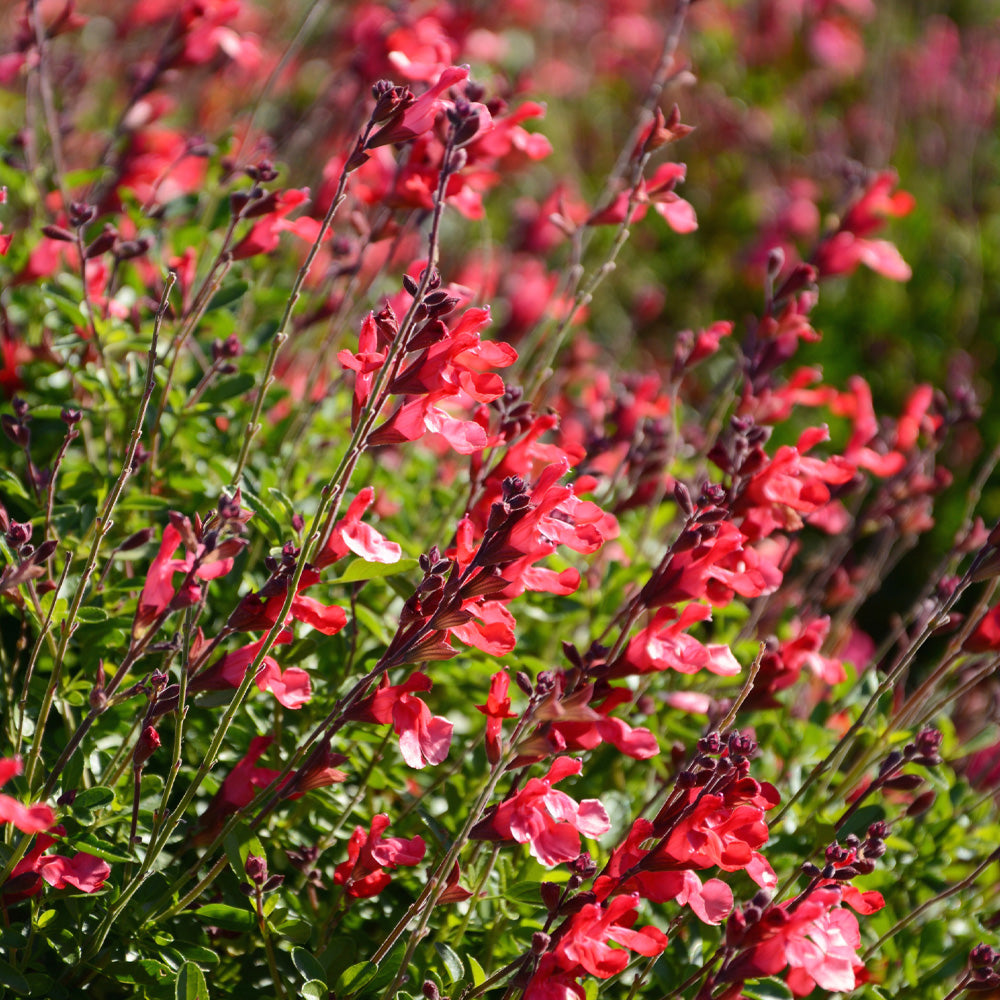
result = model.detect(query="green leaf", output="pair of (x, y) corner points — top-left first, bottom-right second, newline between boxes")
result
(468, 956), (486, 988)
(0, 958), (30, 994)
(201, 372), (256, 405)
(361, 940), (407, 997)
(107, 959), (174, 986)
(742, 980), (794, 999)
(267, 487), (298, 516)
(72, 786), (116, 823)
(175, 945), (221, 968)
(240, 488), (284, 541)
(176, 960), (210, 1000)
(69, 833), (135, 863)
(416, 805), (451, 849)
(434, 942), (464, 985)
(206, 280), (249, 312)
(223, 823), (265, 882)
(335, 961), (378, 996)
(505, 881), (547, 908)
(192, 903), (255, 933)
(353, 604), (391, 644)
(292, 948), (327, 984)
(332, 557), (419, 585)
(276, 917), (312, 944)
(301, 982), (325, 1000)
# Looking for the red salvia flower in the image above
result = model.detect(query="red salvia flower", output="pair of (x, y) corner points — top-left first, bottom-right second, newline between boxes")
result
(333, 813), (425, 899)
(550, 893), (668, 979)
(348, 672), (454, 769)
(0, 757), (54, 834)
(475, 669), (518, 764)
(479, 756), (610, 867)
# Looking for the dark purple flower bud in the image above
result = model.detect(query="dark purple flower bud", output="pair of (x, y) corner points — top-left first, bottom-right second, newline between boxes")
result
(421, 981), (441, 1000)
(570, 852), (597, 879)
(42, 224), (76, 242)
(262, 874), (285, 892)
(911, 727), (943, 765)
(2, 414), (28, 447)
(7, 521), (32, 547)
(699, 482), (726, 507)
(68, 201), (96, 227)
(826, 843), (851, 864)
(674, 481), (694, 518)
(801, 862), (822, 877)
(85, 225), (118, 259)
(212, 334), (243, 361)
(728, 732), (757, 758)
(32, 539), (57, 564)
(114, 237), (152, 261)
(906, 790), (936, 817)
(534, 671), (555, 695)
(245, 854), (268, 885)
(230, 189), (252, 214)
(882, 773), (924, 792)
(878, 750), (905, 776)
(864, 838), (888, 860)
(118, 528), (155, 552)
(833, 865), (859, 880)
(540, 881), (562, 911)
(531, 932), (550, 954)
(248, 159), (278, 183)
(559, 890), (596, 916)
(970, 944), (999, 970)
(56, 788), (77, 807)
(515, 671), (533, 696)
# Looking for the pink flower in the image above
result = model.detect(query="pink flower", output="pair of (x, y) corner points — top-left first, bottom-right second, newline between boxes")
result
(367, 66), (471, 148)
(232, 188), (313, 260)
(0, 757), (54, 834)
(213, 631), (312, 709)
(594, 819), (734, 925)
(485, 757), (610, 867)
(618, 603), (741, 678)
(8, 827), (110, 896)
(528, 683), (659, 761)
(814, 172), (914, 282)
(723, 888), (866, 996)
(194, 736), (345, 844)
(349, 672), (453, 769)
(227, 567), (348, 638)
(134, 516), (240, 637)
(552, 894), (668, 978)
(315, 487), (402, 568)
(333, 814), (425, 899)
(476, 670), (518, 764)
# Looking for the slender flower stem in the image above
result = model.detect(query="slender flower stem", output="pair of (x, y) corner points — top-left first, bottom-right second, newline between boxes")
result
(229, 134), (365, 488)
(22, 274), (175, 796)
(862, 848), (1000, 961)
(771, 571), (969, 828)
